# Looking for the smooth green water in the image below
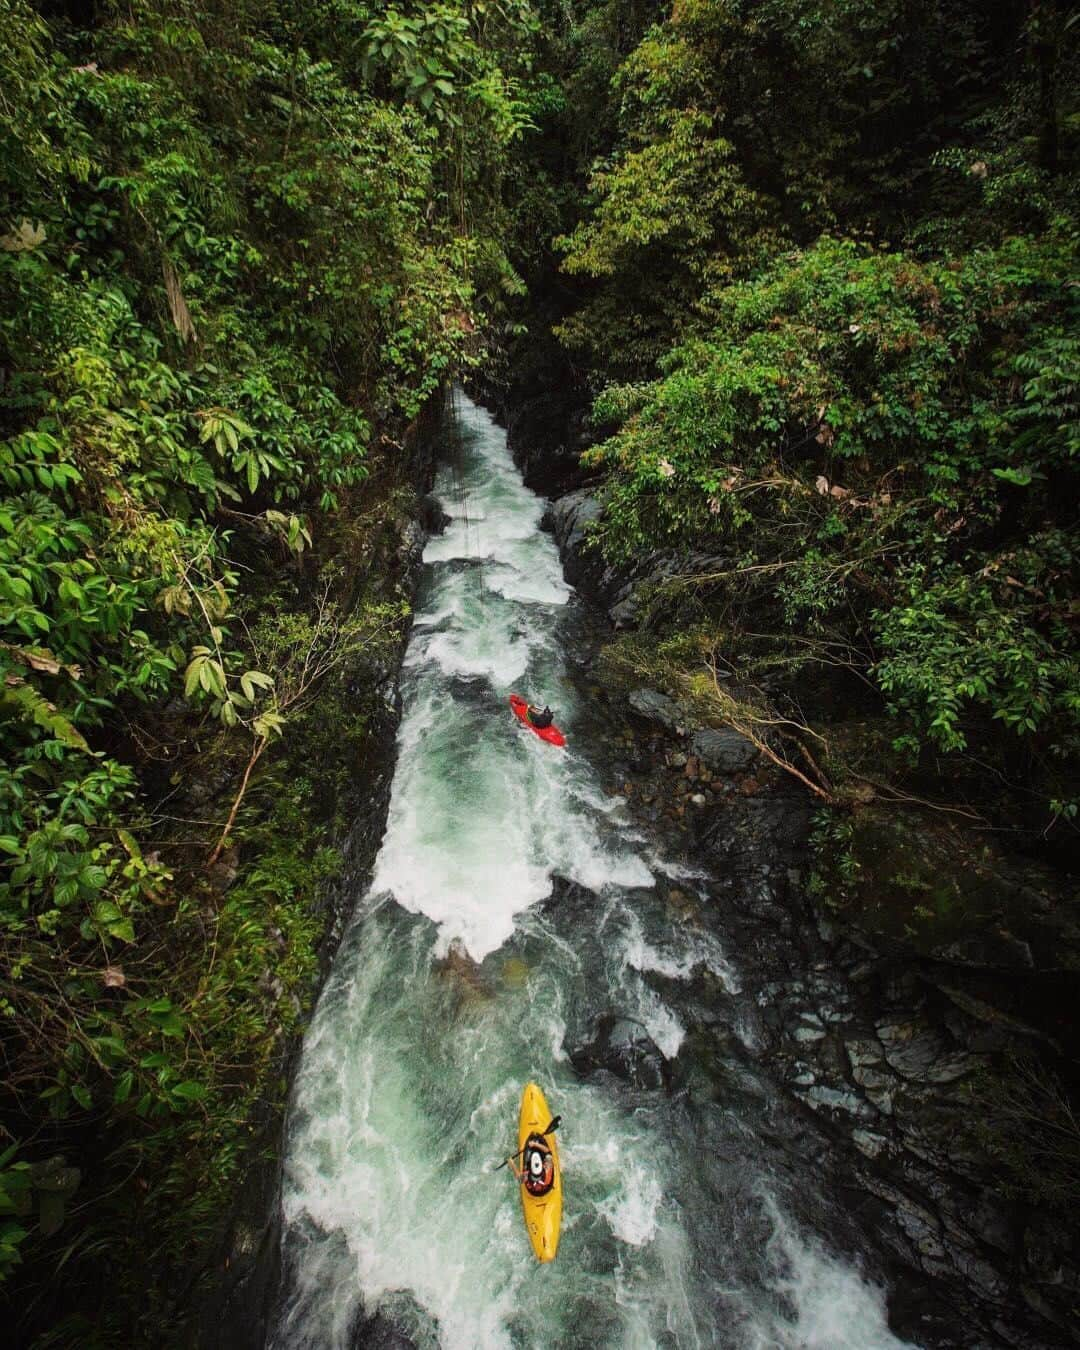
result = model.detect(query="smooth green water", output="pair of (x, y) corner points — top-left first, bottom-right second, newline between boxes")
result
(271, 394), (913, 1350)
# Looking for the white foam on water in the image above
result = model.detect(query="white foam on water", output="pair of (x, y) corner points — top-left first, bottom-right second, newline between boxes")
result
(739, 1197), (917, 1350)
(369, 394), (654, 962)
(619, 905), (736, 991)
(597, 1161), (663, 1246)
(372, 655), (655, 960)
(648, 854), (710, 882)
(481, 559), (570, 606)
(276, 947), (526, 1350)
(634, 981), (686, 1060)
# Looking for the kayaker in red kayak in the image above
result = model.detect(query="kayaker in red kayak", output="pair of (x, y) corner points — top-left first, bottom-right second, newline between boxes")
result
(508, 694), (567, 746)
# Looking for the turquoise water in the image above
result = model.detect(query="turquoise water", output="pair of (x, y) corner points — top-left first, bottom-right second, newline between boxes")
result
(270, 393), (913, 1350)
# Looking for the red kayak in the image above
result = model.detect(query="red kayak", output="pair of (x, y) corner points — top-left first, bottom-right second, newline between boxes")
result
(509, 694), (566, 747)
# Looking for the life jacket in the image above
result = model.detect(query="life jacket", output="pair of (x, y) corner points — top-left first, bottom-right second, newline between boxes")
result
(522, 1135), (555, 1196)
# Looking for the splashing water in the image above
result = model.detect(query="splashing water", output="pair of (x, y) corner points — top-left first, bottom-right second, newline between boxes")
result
(271, 393), (916, 1350)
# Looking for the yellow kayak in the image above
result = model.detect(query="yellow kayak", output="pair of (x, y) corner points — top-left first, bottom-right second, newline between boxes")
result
(518, 1082), (561, 1262)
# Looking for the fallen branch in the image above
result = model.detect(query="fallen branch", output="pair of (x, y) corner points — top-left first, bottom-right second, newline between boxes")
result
(206, 736), (268, 867)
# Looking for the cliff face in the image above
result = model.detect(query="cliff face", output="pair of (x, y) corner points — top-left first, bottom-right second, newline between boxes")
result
(492, 385), (1080, 1350)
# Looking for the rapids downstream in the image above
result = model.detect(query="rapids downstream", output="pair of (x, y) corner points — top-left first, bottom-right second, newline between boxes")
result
(269, 394), (914, 1350)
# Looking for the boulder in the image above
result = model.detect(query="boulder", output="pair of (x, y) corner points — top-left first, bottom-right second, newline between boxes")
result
(352, 1310), (416, 1349)
(418, 494), (451, 535)
(876, 1021), (974, 1084)
(569, 1015), (672, 1091)
(853, 1128), (889, 1158)
(627, 688), (684, 734)
(691, 727), (758, 775)
(546, 488), (601, 552)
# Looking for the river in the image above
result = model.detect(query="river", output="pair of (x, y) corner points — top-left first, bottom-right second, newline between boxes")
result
(268, 392), (914, 1350)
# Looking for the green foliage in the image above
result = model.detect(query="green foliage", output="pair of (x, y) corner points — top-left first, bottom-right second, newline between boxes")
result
(583, 231), (1079, 806)
(544, 0), (1040, 379)
(0, 0), (536, 1335)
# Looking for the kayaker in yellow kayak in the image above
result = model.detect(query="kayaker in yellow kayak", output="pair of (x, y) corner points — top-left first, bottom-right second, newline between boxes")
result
(510, 1133), (556, 1196)
(496, 1084), (562, 1261)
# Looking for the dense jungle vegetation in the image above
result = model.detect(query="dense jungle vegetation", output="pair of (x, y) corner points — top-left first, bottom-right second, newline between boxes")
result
(1, 0), (1077, 1344)
(0, 0), (537, 1341)
(497, 0), (1078, 855)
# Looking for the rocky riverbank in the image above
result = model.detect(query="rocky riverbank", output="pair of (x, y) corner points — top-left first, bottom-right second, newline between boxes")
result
(493, 389), (1080, 1349)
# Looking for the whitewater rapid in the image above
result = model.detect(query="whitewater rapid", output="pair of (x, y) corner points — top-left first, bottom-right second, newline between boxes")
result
(270, 393), (914, 1350)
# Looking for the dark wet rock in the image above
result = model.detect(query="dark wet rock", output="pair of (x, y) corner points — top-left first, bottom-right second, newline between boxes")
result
(544, 489), (603, 592)
(851, 1063), (898, 1093)
(829, 806), (1080, 977)
(608, 590), (640, 627)
(794, 1082), (877, 1119)
(546, 488), (738, 627)
(353, 1309), (417, 1349)
(398, 519), (426, 568)
(184, 756), (237, 808)
(935, 981), (1061, 1054)
(626, 687), (684, 733)
(570, 1015), (672, 1091)
(505, 392), (592, 498)
(934, 931), (1035, 970)
(435, 941), (490, 1001)
(418, 493), (451, 535)
(842, 1036), (884, 1075)
(852, 1127), (889, 1158)
(876, 1021), (974, 1084)
(691, 727), (759, 775)
(544, 875), (600, 917)
(206, 845), (240, 894)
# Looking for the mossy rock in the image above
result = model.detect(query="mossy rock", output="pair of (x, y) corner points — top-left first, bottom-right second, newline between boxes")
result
(836, 808), (1080, 972)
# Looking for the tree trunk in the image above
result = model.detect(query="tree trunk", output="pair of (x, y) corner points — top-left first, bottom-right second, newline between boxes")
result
(1030, 1), (1060, 176)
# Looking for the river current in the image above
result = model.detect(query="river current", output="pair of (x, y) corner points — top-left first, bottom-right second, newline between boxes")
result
(269, 393), (913, 1350)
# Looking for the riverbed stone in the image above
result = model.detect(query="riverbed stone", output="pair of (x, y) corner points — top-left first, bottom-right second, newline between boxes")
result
(691, 727), (759, 774)
(795, 1083), (876, 1119)
(545, 489), (603, 587)
(609, 593), (640, 628)
(842, 1036), (885, 1069)
(627, 687), (684, 733)
(569, 1015), (672, 1091)
(853, 1128), (889, 1158)
(852, 1064), (898, 1092)
(864, 1084), (896, 1115)
(875, 1021), (973, 1083)
(352, 1309), (417, 1349)
(418, 493), (451, 535)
